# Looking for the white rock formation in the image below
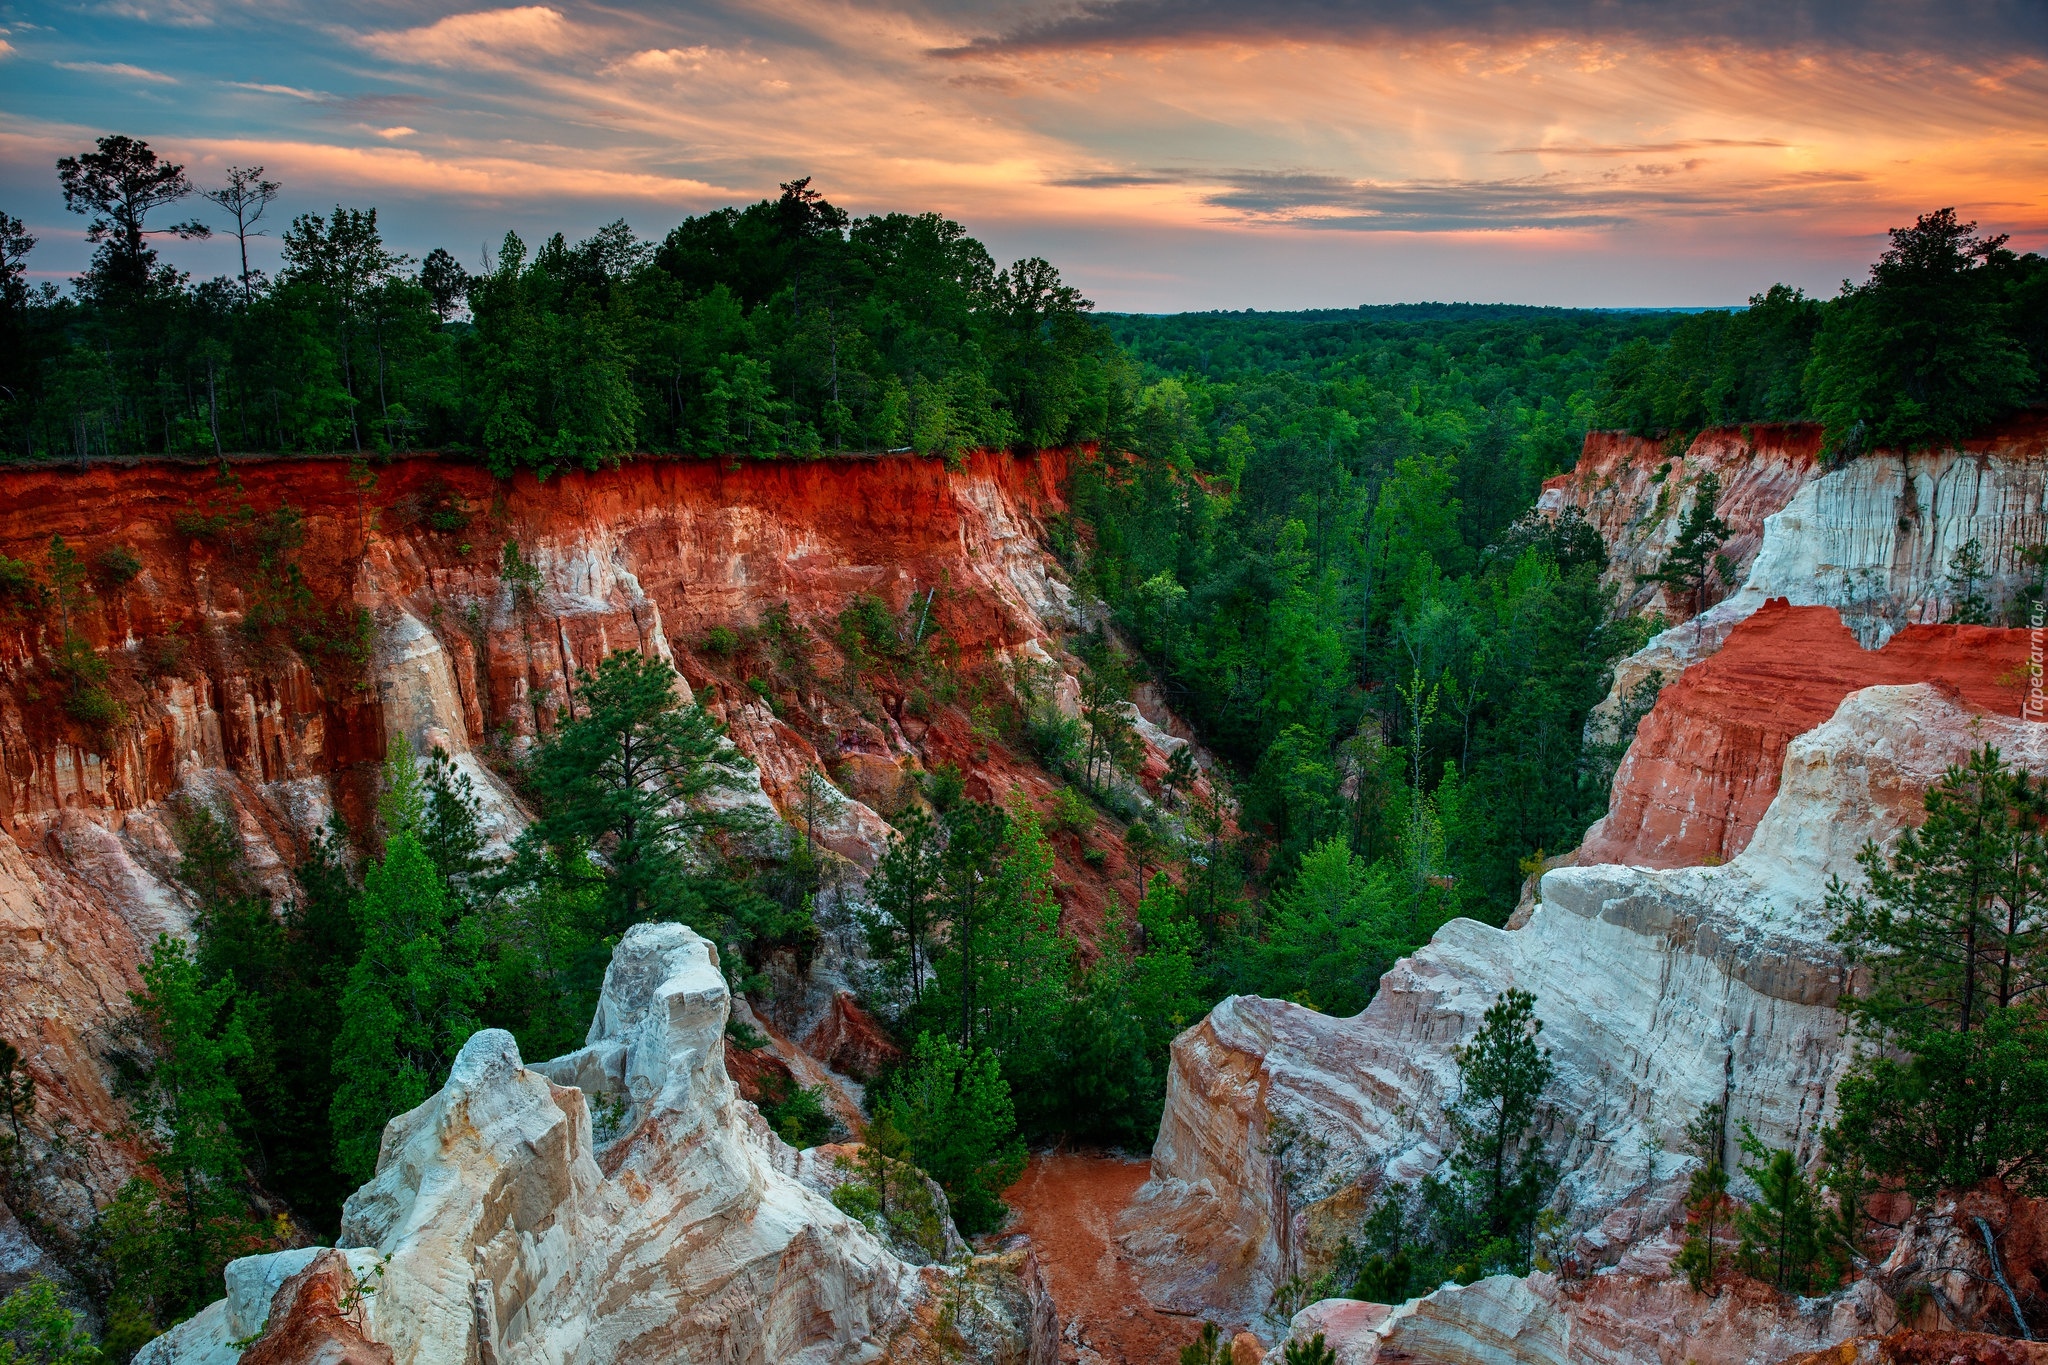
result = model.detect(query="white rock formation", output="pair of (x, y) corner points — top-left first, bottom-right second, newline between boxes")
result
(1122, 684), (2048, 1330)
(148, 922), (925, 1364)
(1595, 447), (2048, 734)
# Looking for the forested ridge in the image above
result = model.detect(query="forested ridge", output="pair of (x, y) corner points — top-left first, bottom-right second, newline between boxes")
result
(2, 134), (2046, 1360)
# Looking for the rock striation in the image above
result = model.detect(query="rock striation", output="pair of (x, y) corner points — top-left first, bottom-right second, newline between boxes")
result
(1552, 414), (2048, 740)
(141, 921), (962, 1365)
(0, 448), (1192, 1249)
(1122, 684), (2048, 1341)
(1579, 604), (2028, 868)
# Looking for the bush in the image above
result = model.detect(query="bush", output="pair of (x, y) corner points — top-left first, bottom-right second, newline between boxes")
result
(0, 556), (43, 615)
(91, 544), (143, 590)
(140, 626), (189, 678)
(1046, 786), (1094, 835)
(755, 1073), (837, 1148)
(701, 625), (740, 656)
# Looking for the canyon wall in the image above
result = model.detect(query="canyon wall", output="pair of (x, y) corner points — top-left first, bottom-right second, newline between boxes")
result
(1125, 418), (2048, 1362)
(1578, 602), (2028, 868)
(1123, 684), (2048, 1336)
(1540, 414), (2048, 740)
(0, 448), (1180, 1251)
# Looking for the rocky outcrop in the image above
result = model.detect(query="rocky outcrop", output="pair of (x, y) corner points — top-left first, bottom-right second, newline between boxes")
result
(1557, 414), (2048, 741)
(1261, 1269), (1897, 1365)
(143, 922), (936, 1364)
(0, 449), (1192, 1250)
(1121, 684), (2048, 1338)
(1579, 605), (2028, 868)
(1539, 425), (1822, 621)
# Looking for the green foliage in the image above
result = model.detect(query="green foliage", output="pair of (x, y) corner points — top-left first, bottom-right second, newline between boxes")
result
(1598, 210), (2046, 451)
(95, 936), (266, 1339)
(89, 545), (143, 591)
(883, 1032), (1026, 1236)
(1731, 1124), (1836, 1295)
(526, 649), (759, 932)
(1807, 210), (2039, 452)
(0, 1279), (103, 1365)
(169, 801), (361, 1231)
(1044, 786), (1094, 835)
(1637, 471), (1731, 625)
(7, 158), (1122, 466)
(1674, 1100), (1733, 1293)
(1826, 745), (2048, 1194)
(754, 1073), (837, 1148)
(329, 738), (488, 1183)
(829, 1109), (949, 1260)
(1235, 837), (1404, 1016)
(1177, 1323), (1231, 1365)
(1282, 1334), (1338, 1365)
(0, 558), (43, 616)
(1349, 991), (1557, 1289)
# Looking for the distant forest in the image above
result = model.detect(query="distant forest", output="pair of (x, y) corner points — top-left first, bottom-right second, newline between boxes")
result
(0, 139), (1121, 472)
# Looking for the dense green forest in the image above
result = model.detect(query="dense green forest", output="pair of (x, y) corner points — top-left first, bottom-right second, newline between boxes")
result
(3, 135), (2046, 1356)
(1593, 210), (2048, 451)
(0, 138), (1120, 471)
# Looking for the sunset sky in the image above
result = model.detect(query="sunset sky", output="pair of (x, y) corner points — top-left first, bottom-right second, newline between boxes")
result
(2, 0), (2045, 310)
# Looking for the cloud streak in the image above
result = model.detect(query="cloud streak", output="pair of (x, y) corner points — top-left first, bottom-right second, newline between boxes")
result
(937, 0), (2048, 58)
(1, 0), (2043, 307)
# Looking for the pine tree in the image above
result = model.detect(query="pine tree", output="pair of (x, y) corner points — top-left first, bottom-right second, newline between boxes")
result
(1674, 1100), (1733, 1293)
(329, 738), (488, 1182)
(1637, 471), (1731, 634)
(527, 649), (758, 935)
(1425, 988), (1557, 1279)
(886, 1032), (1026, 1236)
(98, 936), (264, 1339)
(1732, 1124), (1833, 1295)
(1827, 745), (2048, 1193)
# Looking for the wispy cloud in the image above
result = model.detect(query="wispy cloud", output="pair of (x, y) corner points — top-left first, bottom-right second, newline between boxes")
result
(54, 59), (178, 82)
(360, 6), (582, 70)
(936, 0), (2048, 58)
(1497, 138), (1793, 155)
(225, 81), (327, 100)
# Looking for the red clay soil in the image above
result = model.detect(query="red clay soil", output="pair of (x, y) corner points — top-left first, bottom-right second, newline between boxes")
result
(1001, 1151), (1198, 1365)
(1580, 599), (2032, 868)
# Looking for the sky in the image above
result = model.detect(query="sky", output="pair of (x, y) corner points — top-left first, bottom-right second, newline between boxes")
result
(2, 0), (2045, 311)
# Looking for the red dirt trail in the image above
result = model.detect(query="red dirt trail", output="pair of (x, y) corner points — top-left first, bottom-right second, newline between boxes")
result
(1001, 1151), (1197, 1365)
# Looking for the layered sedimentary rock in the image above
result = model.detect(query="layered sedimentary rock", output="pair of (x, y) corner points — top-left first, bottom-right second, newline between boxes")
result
(141, 922), (948, 1364)
(1122, 685), (2048, 1338)
(1538, 425), (1823, 621)
(1554, 414), (2048, 739)
(1579, 604), (2028, 867)
(0, 449), (1186, 1243)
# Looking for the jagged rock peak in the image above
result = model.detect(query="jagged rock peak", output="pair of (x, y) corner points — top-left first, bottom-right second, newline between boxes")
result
(142, 922), (940, 1365)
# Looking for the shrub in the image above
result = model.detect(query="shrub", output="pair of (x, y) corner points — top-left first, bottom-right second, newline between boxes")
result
(0, 556), (43, 615)
(140, 627), (189, 678)
(91, 545), (144, 590)
(701, 625), (740, 656)
(1046, 786), (1094, 835)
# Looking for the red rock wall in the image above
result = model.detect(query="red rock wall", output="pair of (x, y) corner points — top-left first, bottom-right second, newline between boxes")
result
(1579, 599), (2032, 869)
(1, 447), (1200, 1237)
(1539, 424), (1822, 622)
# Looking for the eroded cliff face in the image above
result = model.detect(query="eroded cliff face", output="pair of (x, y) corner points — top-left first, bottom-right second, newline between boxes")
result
(1122, 685), (2048, 1343)
(0, 448), (1187, 1246)
(1579, 602), (2028, 868)
(137, 922), (1048, 1365)
(1549, 413), (2048, 740)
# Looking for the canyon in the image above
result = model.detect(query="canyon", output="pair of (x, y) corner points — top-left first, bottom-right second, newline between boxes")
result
(0, 447), (1178, 1293)
(3, 415), (2045, 1365)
